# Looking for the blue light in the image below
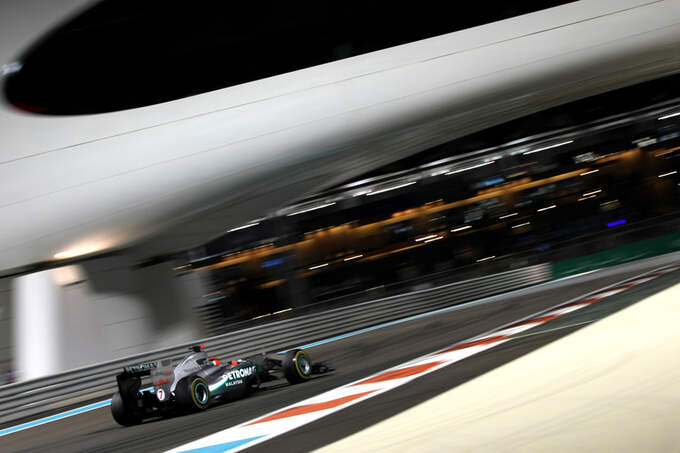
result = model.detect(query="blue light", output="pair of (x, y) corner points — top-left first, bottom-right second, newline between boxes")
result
(262, 257), (285, 268)
(484, 177), (505, 186)
(607, 219), (627, 228)
(474, 177), (505, 189)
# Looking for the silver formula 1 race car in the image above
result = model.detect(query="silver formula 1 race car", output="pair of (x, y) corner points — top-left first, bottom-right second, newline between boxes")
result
(111, 345), (331, 426)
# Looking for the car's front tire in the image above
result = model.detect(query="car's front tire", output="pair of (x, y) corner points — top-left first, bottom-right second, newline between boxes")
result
(282, 349), (313, 384)
(175, 376), (211, 413)
(111, 391), (142, 426)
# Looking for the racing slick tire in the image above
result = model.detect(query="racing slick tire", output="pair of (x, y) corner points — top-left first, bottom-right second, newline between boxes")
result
(282, 349), (313, 384)
(246, 374), (260, 394)
(111, 391), (143, 426)
(175, 376), (211, 413)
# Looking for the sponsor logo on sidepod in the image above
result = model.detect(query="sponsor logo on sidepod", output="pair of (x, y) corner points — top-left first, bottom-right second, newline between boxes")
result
(221, 365), (256, 387)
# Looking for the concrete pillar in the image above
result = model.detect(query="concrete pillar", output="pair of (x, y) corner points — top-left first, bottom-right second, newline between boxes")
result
(11, 257), (202, 381)
(13, 270), (61, 380)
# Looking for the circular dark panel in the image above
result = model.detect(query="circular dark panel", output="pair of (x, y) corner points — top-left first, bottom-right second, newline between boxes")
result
(2, 0), (575, 115)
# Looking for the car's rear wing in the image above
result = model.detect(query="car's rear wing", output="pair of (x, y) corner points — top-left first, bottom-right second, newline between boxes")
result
(116, 360), (159, 404)
(120, 361), (159, 376)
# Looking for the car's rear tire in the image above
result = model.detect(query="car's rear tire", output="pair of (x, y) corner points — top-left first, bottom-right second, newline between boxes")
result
(246, 374), (260, 394)
(175, 376), (211, 413)
(111, 391), (142, 426)
(282, 349), (313, 384)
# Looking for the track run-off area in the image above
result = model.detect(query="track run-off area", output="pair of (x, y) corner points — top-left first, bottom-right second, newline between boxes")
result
(2, 255), (679, 453)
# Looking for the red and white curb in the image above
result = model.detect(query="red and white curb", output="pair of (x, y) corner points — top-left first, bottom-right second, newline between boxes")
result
(166, 265), (679, 453)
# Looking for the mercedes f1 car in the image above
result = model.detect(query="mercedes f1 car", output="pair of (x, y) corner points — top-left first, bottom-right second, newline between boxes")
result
(111, 345), (331, 426)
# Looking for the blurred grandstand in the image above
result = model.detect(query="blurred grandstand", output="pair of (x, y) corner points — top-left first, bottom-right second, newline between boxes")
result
(183, 75), (680, 335)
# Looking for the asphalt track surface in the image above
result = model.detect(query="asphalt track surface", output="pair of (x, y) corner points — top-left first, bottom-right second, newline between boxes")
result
(2, 260), (676, 453)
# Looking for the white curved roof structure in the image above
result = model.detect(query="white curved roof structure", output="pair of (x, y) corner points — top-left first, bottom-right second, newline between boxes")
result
(1, 0), (679, 273)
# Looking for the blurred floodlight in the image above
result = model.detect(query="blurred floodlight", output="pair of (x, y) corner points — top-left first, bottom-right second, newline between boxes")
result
(451, 225), (472, 232)
(658, 112), (680, 120)
(228, 222), (260, 232)
(366, 181), (416, 195)
(582, 189), (602, 196)
(287, 202), (336, 216)
(476, 256), (496, 262)
(499, 212), (518, 219)
(422, 158), (451, 168)
(54, 246), (96, 259)
(522, 140), (573, 155)
(309, 263), (329, 270)
(658, 170), (677, 178)
(252, 313), (272, 320)
(512, 222), (531, 229)
(635, 137), (657, 147)
(537, 204), (557, 212)
(415, 234), (438, 242)
(343, 178), (373, 189)
(579, 169), (599, 176)
(343, 254), (363, 261)
(445, 161), (493, 175)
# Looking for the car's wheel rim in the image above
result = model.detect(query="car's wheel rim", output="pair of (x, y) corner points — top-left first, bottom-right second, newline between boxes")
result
(194, 382), (208, 404)
(297, 354), (311, 376)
